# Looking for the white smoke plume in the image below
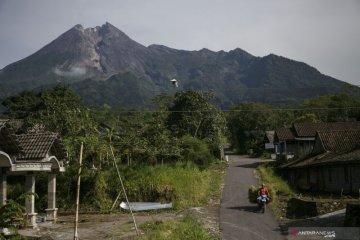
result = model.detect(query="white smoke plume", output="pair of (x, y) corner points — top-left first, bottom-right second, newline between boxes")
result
(54, 66), (86, 77)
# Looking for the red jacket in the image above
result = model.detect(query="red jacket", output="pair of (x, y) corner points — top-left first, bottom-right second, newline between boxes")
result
(258, 187), (269, 196)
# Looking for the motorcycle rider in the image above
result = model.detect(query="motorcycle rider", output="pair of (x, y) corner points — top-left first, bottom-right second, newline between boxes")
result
(257, 183), (270, 205)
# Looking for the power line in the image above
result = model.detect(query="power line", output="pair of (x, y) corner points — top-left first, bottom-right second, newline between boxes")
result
(86, 106), (360, 113)
(2, 106), (360, 115)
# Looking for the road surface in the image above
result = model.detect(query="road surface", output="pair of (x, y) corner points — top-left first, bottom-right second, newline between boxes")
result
(220, 154), (285, 240)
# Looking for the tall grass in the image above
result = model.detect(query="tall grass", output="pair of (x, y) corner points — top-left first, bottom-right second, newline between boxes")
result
(257, 163), (294, 219)
(257, 163), (293, 196)
(109, 163), (223, 209)
(140, 214), (216, 240)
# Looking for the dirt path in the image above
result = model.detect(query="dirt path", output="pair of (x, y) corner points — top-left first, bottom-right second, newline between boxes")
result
(219, 154), (285, 240)
(18, 204), (221, 239)
(19, 212), (175, 239)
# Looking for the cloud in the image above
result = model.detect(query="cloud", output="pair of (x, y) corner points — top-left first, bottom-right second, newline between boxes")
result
(53, 66), (87, 77)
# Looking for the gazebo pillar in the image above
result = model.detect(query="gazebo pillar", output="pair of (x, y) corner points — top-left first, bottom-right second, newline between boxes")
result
(25, 173), (38, 228)
(45, 173), (58, 221)
(0, 168), (7, 205)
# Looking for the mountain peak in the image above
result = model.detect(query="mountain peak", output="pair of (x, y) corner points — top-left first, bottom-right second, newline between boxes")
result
(73, 24), (84, 30)
(0, 22), (355, 108)
(95, 22), (129, 39)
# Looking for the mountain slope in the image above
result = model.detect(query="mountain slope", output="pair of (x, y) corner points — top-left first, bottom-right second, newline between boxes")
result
(0, 22), (358, 108)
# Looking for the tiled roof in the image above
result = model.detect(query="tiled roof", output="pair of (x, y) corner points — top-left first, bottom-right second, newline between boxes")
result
(284, 149), (360, 168)
(293, 121), (360, 137)
(264, 131), (275, 143)
(16, 133), (67, 160)
(280, 129), (360, 169)
(317, 130), (360, 152)
(274, 127), (295, 141)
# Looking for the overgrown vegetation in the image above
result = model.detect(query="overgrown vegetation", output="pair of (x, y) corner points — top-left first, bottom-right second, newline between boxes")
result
(140, 214), (216, 240)
(257, 163), (294, 218)
(1, 85), (226, 212)
(257, 163), (293, 196)
(0, 200), (25, 229)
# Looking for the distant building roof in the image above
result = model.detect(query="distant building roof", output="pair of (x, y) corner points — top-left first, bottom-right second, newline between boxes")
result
(280, 129), (360, 169)
(264, 131), (275, 143)
(316, 130), (360, 153)
(282, 149), (360, 168)
(274, 127), (295, 141)
(293, 122), (360, 137)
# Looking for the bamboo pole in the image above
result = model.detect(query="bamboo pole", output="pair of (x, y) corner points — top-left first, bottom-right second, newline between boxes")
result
(110, 192), (122, 211)
(109, 145), (139, 236)
(74, 142), (83, 240)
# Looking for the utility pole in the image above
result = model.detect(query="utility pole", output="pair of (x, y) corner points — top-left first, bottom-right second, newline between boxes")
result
(74, 142), (83, 240)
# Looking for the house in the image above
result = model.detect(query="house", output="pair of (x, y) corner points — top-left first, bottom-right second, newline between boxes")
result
(272, 121), (360, 161)
(273, 127), (297, 161)
(263, 131), (275, 150)
(0, 120), (67, 228)
(280, 129), (360, 194)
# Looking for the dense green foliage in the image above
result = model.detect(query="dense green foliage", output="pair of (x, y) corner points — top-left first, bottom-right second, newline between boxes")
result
(1, 86), (226, 212)
(167, 91), (226, 145)
(2, 84), (359, 214)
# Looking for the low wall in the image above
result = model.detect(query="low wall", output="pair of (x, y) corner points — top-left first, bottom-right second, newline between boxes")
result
(344, 203), (360, 227)
(286, 198), (346, 219)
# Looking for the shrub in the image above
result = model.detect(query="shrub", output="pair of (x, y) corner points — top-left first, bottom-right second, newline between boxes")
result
(180, 135), (215, 167)
(0, 200), (25, 228)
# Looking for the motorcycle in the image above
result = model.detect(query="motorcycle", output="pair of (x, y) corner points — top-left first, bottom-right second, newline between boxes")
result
(257, 194), (269, 213)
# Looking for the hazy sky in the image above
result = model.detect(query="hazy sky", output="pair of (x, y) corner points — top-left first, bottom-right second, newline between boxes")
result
(0, 0), (359, 85)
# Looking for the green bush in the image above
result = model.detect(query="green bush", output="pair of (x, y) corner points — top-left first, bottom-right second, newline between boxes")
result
(180, 135), (215, 167)
(0, 200), (25, 228)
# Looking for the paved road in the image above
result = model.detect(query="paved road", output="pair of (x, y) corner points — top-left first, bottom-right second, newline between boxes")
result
(220, 154), (285, 240)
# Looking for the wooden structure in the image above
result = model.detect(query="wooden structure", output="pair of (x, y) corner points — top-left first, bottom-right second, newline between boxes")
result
(0, 120), (67, 228)
(273, 121), (360, 161)
(280, 130), (360, 194)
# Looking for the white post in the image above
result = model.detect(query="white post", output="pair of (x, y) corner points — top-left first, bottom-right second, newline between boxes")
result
(0, 168), (7, 205)
(46, 173), (58, 221)
(25, 173), (38, 228)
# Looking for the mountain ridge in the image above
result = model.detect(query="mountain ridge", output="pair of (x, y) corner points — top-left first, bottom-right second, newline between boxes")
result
(0, 22), (358, 108)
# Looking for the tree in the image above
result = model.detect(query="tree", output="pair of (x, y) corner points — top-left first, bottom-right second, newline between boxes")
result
(227, 103), (280, 154)
(180, 135), (214, 167)
(300, 92), (360, 122)
(2, 84), (95, 137)
(166, 91), (226, 145)
(292, 113), (319, 124)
